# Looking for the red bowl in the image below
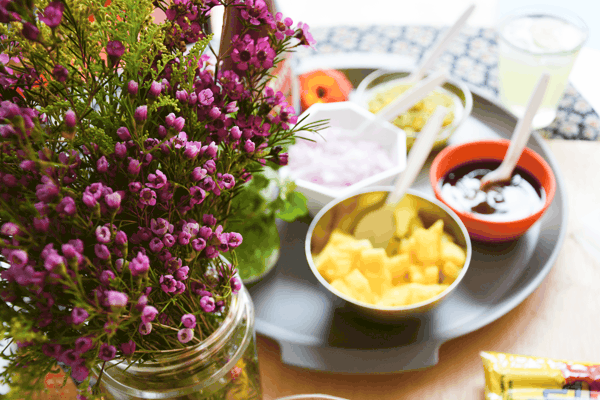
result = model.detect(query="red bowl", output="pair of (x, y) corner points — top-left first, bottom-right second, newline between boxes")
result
(429, 139), (556, 242)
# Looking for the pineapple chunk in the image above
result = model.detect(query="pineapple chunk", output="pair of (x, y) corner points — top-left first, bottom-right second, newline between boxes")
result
(357, 247), (387, 275)
(442, 260), (462, 284)
(441, 241), (467, 266)
(423, 265), (440, 285)
(384, 253), (410, 280)
(343, 269), (376, 304)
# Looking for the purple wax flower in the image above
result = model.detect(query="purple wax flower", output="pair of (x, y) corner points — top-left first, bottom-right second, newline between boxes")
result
(74, 337), (94, 354)
(174, 266), (189, 281)
(22, 22), (39, 41)
(86, 183), (104, 199)
(150, 218), (169, 236)
(198, 89), (214, 106)
(176, 89), (189, 103)
(200, 176), (215, 191)
(134, 105), (148, 122)
(139, 322), (152, 335)
(129, 182), (142, 193)
(129, 252), (150, 276)
(255, 37), (276, 69)
(95, 226), (111, 243)
(230, 277), (242, 294)
(95, 244), (110, 260)
(65, 109), (77, 128)
(0, 222), (19, 236)
(189, 186), (206, 206)
(106, 40), (125, 66)
(115, 142), (127, 158)
(198, 226), (212, 240)
(227, 232), (243, 248)
(72, 307), (89, 325)
(39, 2), (64, 28)
(244, 139), (255, 153)
(277, 152), (289, 166)
(230, 126), (242, 139)
(181, 314), (196, 329)
(191, 238), (206, 252)
(100, 270), (116, 285)
(204, 142), (218, 158)
(200, 296), (215, 312)
(171, 131), (188, 149)
(82, 192), (97, 208)
(183, 142), (201, 159)
(190, 167), (207, 182)
(138, 227), (153, 242)
(99, 343), (117, 361)
(106, 290), (128, 308)
(177, 231), (191, 246)
(205, 245), (219, 259)
(162, 234), (176, 248)
(225, 101), (238, 113)
(56, 196), (76, 216)
(160, 275), (177, 293)
(135, 295), (148, 312)
(71, 363), (90, 382)
(220, 174), (235, 189)
(52, 64), (68, 82)
(34, 217), (50, 232)
(117, 126), (131, 140)
(139, 188), (157, 206)
(115, 231), (128, 247)
(165, 113), (176, 127)
(177, 328), (194, 344)
(146, 170), (167, 189)
(59, 349), (80, 367)
(208, 106), (221, 119)
(127, 159), (141, 175)
(175, 280), (186, 294)
(8, 250), (27, 267)
(105, 192), (122, 209)
(127, 80), (138, 96)
(69, 239), (84, 254)
(149, 81), (162, 97)
(203, 214), (217, 226)
(149, 237), (164, 253)
(173, 116), (185, 132)
(189, 92), (198, 105)
(141, 306), (158, 324)
(120, 340), (136, 356)
(158, 125), (167, 138)
(97, 156), (109, 172)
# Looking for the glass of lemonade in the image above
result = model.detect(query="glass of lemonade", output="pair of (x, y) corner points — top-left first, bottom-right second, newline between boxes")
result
(497, 7), (588, 129)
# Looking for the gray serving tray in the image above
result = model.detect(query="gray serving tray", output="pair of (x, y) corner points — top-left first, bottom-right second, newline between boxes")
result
(248, 91), (568, 373)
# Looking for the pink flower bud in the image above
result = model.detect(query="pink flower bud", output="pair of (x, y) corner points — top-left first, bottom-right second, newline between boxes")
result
(65, 109), (76, 127)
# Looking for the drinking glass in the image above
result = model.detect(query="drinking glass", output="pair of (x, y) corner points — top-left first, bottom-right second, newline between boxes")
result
(497, 7), (588, 128)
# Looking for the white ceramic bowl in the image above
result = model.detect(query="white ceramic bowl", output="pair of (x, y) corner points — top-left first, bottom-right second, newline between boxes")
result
(281, 101), (407, 216)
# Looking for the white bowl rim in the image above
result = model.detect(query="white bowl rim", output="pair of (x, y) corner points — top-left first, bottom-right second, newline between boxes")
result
(305, 186), (473, 312)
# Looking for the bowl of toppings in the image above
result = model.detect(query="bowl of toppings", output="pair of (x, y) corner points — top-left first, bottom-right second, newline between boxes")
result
(429, 139), (557, 242)
(281, 101), (407, 216)
(306, 187), (471, 320)
(353, 70), (473, 151)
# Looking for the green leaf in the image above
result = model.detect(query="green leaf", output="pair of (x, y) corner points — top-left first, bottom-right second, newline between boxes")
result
(276, 191), (308, 222)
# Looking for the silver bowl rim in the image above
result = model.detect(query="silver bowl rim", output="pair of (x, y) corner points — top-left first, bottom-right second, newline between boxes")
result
(305, 186), (473, 313)
(353, 69), (474, 141)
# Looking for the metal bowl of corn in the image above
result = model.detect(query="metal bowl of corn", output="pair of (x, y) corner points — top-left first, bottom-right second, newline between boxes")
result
(353, 70), (473, 151)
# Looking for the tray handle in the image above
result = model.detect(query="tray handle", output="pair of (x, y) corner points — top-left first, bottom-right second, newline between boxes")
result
(279, 340), (442, 373)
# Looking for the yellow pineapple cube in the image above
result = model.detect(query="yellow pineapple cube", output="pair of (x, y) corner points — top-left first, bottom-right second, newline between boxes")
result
(357, 247), (387, 275)
(330, 279), (353, 299)
(314, 250), (352, 282)
(377, 284), (412, 307)
(423, 265), (440, 285)
(412, 221), (442, 265)
(441, 241), (466, 266)
(442, 261), (462, 284)
(384, 253), (410, 281)
(408, 283), (449, 304)
(343, 269), (376, 304)
(408, 265), (426, 284)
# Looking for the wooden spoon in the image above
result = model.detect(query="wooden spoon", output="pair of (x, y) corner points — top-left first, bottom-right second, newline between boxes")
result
(396, 3), (475, 84)
(479, 72), (550, 189)
(353, 106), (448, 248)
(354, 71), (448, 135)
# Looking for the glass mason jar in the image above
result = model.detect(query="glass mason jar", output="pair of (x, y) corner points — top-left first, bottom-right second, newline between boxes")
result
(95, 285), (262, 400)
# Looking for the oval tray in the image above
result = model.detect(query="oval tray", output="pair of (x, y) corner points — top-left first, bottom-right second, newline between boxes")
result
(247, 89), (568, 374)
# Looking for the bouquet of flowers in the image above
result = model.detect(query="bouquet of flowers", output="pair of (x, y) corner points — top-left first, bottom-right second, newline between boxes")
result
(0, 0), (319, 397)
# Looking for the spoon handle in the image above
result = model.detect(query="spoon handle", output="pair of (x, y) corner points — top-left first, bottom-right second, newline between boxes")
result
(410, 4), (476, 82)
(355, 71), (448, 135)
(497, 73), (551, 177)
(386, 106), (448, 205)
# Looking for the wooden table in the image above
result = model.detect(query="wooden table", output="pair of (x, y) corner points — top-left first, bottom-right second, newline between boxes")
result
(36, 139), (600, 399)
(257, 139), (600, 400)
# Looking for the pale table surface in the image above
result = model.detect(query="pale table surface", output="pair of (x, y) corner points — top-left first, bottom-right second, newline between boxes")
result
(257, 139), (600, 400)
(35, 139), (600, 399)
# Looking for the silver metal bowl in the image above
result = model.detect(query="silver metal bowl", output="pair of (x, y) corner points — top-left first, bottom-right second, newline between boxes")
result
(305, 186), (472, 321)
(353, 70), (473, 151)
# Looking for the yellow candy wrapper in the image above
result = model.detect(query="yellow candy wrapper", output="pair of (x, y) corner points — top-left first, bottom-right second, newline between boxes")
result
(481, 351), (600, 399)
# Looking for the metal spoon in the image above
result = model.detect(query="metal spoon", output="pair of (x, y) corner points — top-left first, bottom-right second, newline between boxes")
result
(353, 106), (448, 248)
(479, 72), (550, 189)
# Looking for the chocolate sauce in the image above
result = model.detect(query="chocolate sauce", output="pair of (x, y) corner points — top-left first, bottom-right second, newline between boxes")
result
(440, 160), (545, 222)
